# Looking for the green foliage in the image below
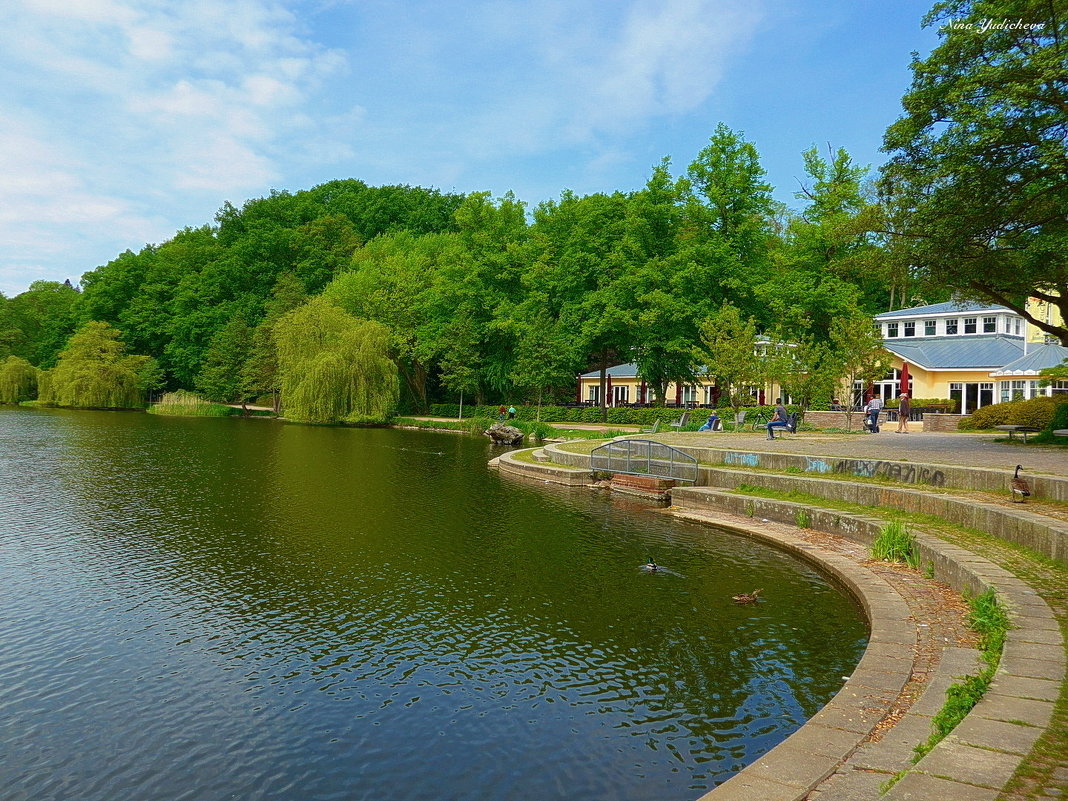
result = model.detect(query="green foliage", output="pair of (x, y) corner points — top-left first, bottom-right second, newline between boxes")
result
(195, 314), (253, 402)
(274, 297), (398, 424)
(962, 396), (1068, 430)
(794, 509), (811, 529)
(1033, 400), (1068, 444)
(870, 521), (920, 568)
(148, 390), (236, 417)
(0, 356), (38, 403)
(914, 589), (1009, 760)
(880, 0), (1068, 345)
(40, 321), (152, 409)
(0, 280), (83, 367)
(696, 303), (764, 416)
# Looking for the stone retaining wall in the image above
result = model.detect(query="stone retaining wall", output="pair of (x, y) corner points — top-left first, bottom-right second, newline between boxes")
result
(671, 488), (1065, 801)
(692, 467), (1068, 564)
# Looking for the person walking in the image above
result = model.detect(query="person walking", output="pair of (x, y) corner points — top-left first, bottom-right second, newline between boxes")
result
(865, 395), (883, 433)
(895, 394), (911, 433)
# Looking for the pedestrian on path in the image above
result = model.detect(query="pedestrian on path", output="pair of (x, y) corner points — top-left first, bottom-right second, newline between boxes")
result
(896, 394), (911, 433)
(865, 396), (883, 433)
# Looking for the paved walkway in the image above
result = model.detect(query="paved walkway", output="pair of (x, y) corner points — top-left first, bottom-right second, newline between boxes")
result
(651, 430), (1068, 477)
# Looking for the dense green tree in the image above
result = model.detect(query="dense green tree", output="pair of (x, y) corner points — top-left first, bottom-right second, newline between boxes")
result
(40, 321), (155, 409)
(194, 314), (253, 402)
(0, 280), (83, 367)
(0, 356), (37, 403)
(828, 313), (893, 429)
(273, 297), (397, 424)
(241, 272), (307, 410)
(880, 0), (1068, 343)
(695, 304), (766, 421)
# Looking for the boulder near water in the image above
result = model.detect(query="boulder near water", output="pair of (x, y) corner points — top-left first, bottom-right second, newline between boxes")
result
(484, 422), (524, 446)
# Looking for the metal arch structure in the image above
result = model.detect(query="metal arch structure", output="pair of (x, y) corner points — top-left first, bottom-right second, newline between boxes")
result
(589, 439), (698, 483)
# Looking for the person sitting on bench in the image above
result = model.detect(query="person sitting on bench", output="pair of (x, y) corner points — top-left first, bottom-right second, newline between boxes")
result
(766, 399), (789, 440)
(698, 412), (721, 431)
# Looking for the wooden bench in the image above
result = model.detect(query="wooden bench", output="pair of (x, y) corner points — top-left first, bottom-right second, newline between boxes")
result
(994, 425), (1040, 442)
(1053, 429), (1068, 438)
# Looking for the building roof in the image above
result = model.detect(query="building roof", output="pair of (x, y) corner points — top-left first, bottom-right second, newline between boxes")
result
(990, 343), (1068, 377)
(579, 363), (640, 379)
(875, 300), (1010, 320)
(883, 335), (1025, 370)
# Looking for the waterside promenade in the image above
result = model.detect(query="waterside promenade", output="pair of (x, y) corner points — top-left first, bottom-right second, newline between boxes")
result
(490, 429), (1067, 801)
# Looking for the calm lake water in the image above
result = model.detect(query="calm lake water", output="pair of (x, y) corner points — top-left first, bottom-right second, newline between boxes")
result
(0, 408), (867, 801)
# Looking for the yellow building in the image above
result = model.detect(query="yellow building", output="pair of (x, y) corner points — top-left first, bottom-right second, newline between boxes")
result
(876, 301), (1067, 413)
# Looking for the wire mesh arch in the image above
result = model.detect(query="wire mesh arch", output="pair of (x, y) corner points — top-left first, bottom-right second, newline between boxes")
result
(589, 439), (698, 483)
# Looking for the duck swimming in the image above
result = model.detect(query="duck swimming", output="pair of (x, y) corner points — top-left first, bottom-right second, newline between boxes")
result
(732, 588), (763, 604)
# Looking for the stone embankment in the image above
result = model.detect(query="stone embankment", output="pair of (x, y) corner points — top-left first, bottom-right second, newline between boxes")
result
(490, 434), (1067, 800)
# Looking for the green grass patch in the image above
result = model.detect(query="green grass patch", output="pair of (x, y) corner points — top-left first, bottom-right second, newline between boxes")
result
(871, 521), (921, 569)
(913, 589), (1010, 761)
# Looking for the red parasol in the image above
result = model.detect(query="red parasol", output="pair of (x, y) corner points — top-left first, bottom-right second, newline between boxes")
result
(899, 362), (911, 396)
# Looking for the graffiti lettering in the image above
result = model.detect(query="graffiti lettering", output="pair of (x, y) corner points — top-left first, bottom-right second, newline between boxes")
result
(724, 452), (760, 468)
(830, 459), (945, 487)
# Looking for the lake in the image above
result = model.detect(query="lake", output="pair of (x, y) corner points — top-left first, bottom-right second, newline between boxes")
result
(0, 407), (867, 801)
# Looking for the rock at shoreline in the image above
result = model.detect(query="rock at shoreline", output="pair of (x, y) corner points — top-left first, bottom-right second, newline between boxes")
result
(484, 422), (524, 446)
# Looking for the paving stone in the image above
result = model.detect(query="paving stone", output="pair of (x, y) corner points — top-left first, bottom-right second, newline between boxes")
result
(886, 771), (1000, 800)
(850, 713), (933, 771)
(1003, 641), (1067, 667)
(776, 722), (865, 760)
(996, 655), (1067, 681)
(746, 744), (841, 789)
(948, 715), (1043, 755)
(975, 693), (1056, 727)
(914, 740), (1021, 789)
(696, 772), (803, 801)
(805, 768), (889, 800)
(990, 674), (1062, 701)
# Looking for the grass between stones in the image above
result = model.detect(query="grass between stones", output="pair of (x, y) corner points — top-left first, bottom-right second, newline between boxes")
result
(727, 483), (1067, 799)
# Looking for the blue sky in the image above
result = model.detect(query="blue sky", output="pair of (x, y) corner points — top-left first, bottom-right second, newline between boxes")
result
(0, 0), (942, 296)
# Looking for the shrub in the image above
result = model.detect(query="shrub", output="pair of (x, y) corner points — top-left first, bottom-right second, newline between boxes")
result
(1033, 400), (1068, 444)
(964, 395), (1068, 431)
(148, 390), (235, 417)
(870, 521), (920, 568)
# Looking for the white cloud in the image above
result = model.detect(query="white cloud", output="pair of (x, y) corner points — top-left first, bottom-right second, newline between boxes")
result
(0, 0), (349, 294)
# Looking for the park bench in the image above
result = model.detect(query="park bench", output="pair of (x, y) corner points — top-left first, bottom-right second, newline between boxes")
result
(994, 424), (1040, 442)
(1053, 429), (1068, 438)
(668, 411), (690, 430)
(640, 418), (661, 434)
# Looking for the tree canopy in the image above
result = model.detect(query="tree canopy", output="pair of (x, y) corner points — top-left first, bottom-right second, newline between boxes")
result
(880, 0), (1068, 343)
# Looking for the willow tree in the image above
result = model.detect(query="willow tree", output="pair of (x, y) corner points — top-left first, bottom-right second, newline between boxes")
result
(0, 356), (37, 403)
(44, 321), (152, 409)
(273, 297), (397, 424)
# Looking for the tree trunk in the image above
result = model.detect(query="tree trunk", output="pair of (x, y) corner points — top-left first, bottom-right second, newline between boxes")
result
(598, 349), (609, 423)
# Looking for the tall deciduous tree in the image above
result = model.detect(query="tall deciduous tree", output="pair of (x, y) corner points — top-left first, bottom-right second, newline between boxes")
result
(40, 321), (155, 409)
(0, 356), (37, 403)
(273, 297), (397, 424)
(696, 303), (766, 423)
(828, 313), (893, 430)
(880, 0), (1068, 343)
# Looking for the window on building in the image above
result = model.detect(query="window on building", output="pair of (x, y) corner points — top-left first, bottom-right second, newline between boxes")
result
(964, 317), (977, 334)
(1010, 380), (1027, 401)
(682, 385), (697, 405)
(945, 319), (958, 335)
(587, 386), (600, 404)
(983, 316), (996, 333)
(1051, 381), (1068, 395)
(613, 385), (629, 406)
(904, 321), (916, 337)
(886, 322), (899, 337)
(1013, 318), (1022, 336)
(924, 319), (936, 336)
(704, 386), (717, 405)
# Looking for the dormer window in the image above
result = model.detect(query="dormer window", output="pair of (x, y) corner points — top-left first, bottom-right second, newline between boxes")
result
(903, 321), (916, 337)
(946, 318), (958, 335)
(886, 322), (899, 337)
(983, 316), (996, 333)
(924, 319), (936, 336)
(964, 317), (977, 334)
(1013, 318), (1022, 335)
